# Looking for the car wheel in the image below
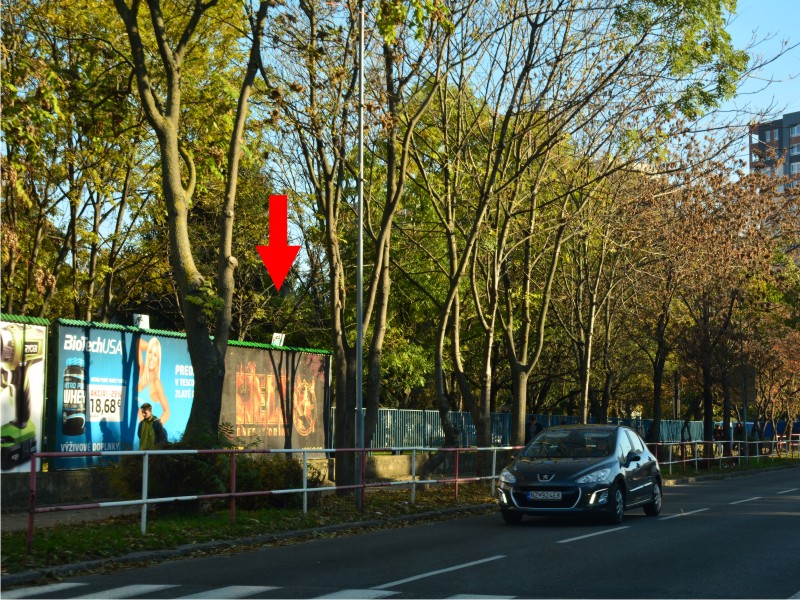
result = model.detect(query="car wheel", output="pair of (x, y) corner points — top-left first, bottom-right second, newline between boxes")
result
(644, 481), (662, 516)
(608, 483), (624, 525)
(501, 510), (523, 525)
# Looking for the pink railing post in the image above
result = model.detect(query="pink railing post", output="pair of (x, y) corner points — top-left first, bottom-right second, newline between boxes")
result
(230, 451), (237, 526)
(26, 453), (37, 553)
(360, 447), (367, 509)
(411, 448), (417, 504)
(454, 448), (459, 499)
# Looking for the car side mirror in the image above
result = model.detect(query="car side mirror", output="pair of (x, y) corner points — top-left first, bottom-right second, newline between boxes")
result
(625, 450), (641, 466)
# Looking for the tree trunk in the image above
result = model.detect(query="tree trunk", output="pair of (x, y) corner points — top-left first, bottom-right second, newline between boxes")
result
(702, 360), (715, 466)
(511, 366), (529, 446)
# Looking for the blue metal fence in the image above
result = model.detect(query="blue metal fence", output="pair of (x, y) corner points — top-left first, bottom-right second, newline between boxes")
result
(353, 408), (705, 448)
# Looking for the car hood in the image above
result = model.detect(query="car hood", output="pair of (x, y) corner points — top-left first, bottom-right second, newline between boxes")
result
(509, 456), (615, 482)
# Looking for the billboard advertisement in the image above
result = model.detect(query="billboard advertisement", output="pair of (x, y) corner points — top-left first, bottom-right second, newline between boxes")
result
(52, 324), (195, 468)
(221, 345), (329, 451)
(1, 320), (47, 472)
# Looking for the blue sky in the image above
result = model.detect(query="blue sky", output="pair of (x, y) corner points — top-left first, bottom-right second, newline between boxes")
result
(725, 0), (800, 117)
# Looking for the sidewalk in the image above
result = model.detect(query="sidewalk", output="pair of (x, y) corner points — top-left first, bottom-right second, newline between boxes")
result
(2, 505), (140, 533)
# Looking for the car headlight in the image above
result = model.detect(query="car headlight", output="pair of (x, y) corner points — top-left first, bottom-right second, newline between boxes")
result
(576, 468), (611, 484)
(499, 469), (516, 484)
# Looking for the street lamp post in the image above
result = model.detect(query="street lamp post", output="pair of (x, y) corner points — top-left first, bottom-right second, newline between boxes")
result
(355, 0), (365, 508)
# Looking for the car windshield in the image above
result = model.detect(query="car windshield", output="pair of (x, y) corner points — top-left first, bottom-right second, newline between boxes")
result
(521, 429), (615, 459)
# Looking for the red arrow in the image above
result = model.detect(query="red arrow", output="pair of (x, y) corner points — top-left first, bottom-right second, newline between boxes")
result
(256, 194), (301, 291)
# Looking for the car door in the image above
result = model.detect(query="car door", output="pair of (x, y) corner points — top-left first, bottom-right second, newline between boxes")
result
(623, 428), (652, 504)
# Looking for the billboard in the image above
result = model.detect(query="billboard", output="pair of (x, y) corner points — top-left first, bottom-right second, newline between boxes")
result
(51, 324), (195, 468)
(221, 345), (329, 451)
(1, 320), (47, 472)
(48, 320), (331, 468)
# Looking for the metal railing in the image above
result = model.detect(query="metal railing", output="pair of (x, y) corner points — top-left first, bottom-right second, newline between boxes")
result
(25, 436), (799, 552)
(649, 437), (800, 475)
(24, 445), (516, 551)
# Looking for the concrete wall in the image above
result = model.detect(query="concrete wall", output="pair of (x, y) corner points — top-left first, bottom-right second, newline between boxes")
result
(2, 469), (116, 511)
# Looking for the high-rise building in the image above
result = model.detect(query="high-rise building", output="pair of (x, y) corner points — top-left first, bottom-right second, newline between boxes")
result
(749, 110), (800, 180)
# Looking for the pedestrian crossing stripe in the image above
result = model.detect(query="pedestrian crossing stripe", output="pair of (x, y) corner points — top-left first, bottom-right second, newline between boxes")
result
(78, 583), (178, 598)
(2, 582), (87, 599)
(180, 586), (280, 598)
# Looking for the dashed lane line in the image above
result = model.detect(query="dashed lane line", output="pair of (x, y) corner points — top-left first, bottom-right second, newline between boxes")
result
(556, 527), (629, 544)
(658, 508), (710, 520)
(730, 497), (762, 505)
(371, 555), (506, 590)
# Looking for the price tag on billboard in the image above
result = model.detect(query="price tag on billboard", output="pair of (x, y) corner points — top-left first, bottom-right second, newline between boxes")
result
(87, 385), (125, 422)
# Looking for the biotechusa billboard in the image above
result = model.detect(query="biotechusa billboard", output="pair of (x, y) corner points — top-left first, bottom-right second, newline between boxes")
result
(52, 325), (196, 469)
(1, 320), (47, 473)
(51, 322), (331, 468)
(219, 346), (330, 452)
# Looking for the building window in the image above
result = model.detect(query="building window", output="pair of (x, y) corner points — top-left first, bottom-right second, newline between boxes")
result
(765, 130), (771, 142)
(791, 163), (800, 175)
(791, 145), (800, 156)
(773, 129), (780, 142)
(791, 124), (800, 137)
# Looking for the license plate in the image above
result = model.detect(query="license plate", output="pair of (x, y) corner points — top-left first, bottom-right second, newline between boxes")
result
(528, 491), (561, 500)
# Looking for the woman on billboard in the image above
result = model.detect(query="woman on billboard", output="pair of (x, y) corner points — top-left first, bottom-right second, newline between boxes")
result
(137, 337), (170, 424)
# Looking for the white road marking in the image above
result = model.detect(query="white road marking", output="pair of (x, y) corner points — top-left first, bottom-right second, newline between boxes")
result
(2, 583), (86, 598)
(180, 585), (280, 598)
(659, 508), (709, 520)
(315, 591), (397, 598)
(777, 488), (798, 495)
(557, 527), (629, 543)
(371, 555), (506, 590)
(730, 497), (761, 505)
(77, 584), (177, 598)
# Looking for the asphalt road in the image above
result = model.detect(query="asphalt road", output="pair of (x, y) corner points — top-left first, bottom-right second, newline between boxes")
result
(4, 468), (799, 599)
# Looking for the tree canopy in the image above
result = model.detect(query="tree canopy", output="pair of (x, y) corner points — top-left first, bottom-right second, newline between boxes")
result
(2, 0), (798, 466)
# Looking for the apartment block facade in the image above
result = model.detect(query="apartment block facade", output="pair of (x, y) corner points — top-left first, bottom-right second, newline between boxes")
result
(749, 110), (800, 180)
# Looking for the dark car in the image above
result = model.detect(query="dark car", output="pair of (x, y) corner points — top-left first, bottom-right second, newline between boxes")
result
(497, 424), (662, 524)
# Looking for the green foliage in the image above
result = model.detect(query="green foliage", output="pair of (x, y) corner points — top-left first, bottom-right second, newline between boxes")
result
(375, 0), (453, 44)
(613, 0), (748, 118)
(380, 331), (433, 408)
(108, 451), (326, 515)
(234, 455), (326, 510)
(185, 280), (226, 325)
(109, 452), (226, 514)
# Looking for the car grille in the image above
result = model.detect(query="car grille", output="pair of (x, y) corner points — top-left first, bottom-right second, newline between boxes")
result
(511, 485), (580, 509)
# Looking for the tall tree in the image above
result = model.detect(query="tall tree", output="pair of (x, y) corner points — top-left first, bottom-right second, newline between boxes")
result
(114, 0), (271, 442)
